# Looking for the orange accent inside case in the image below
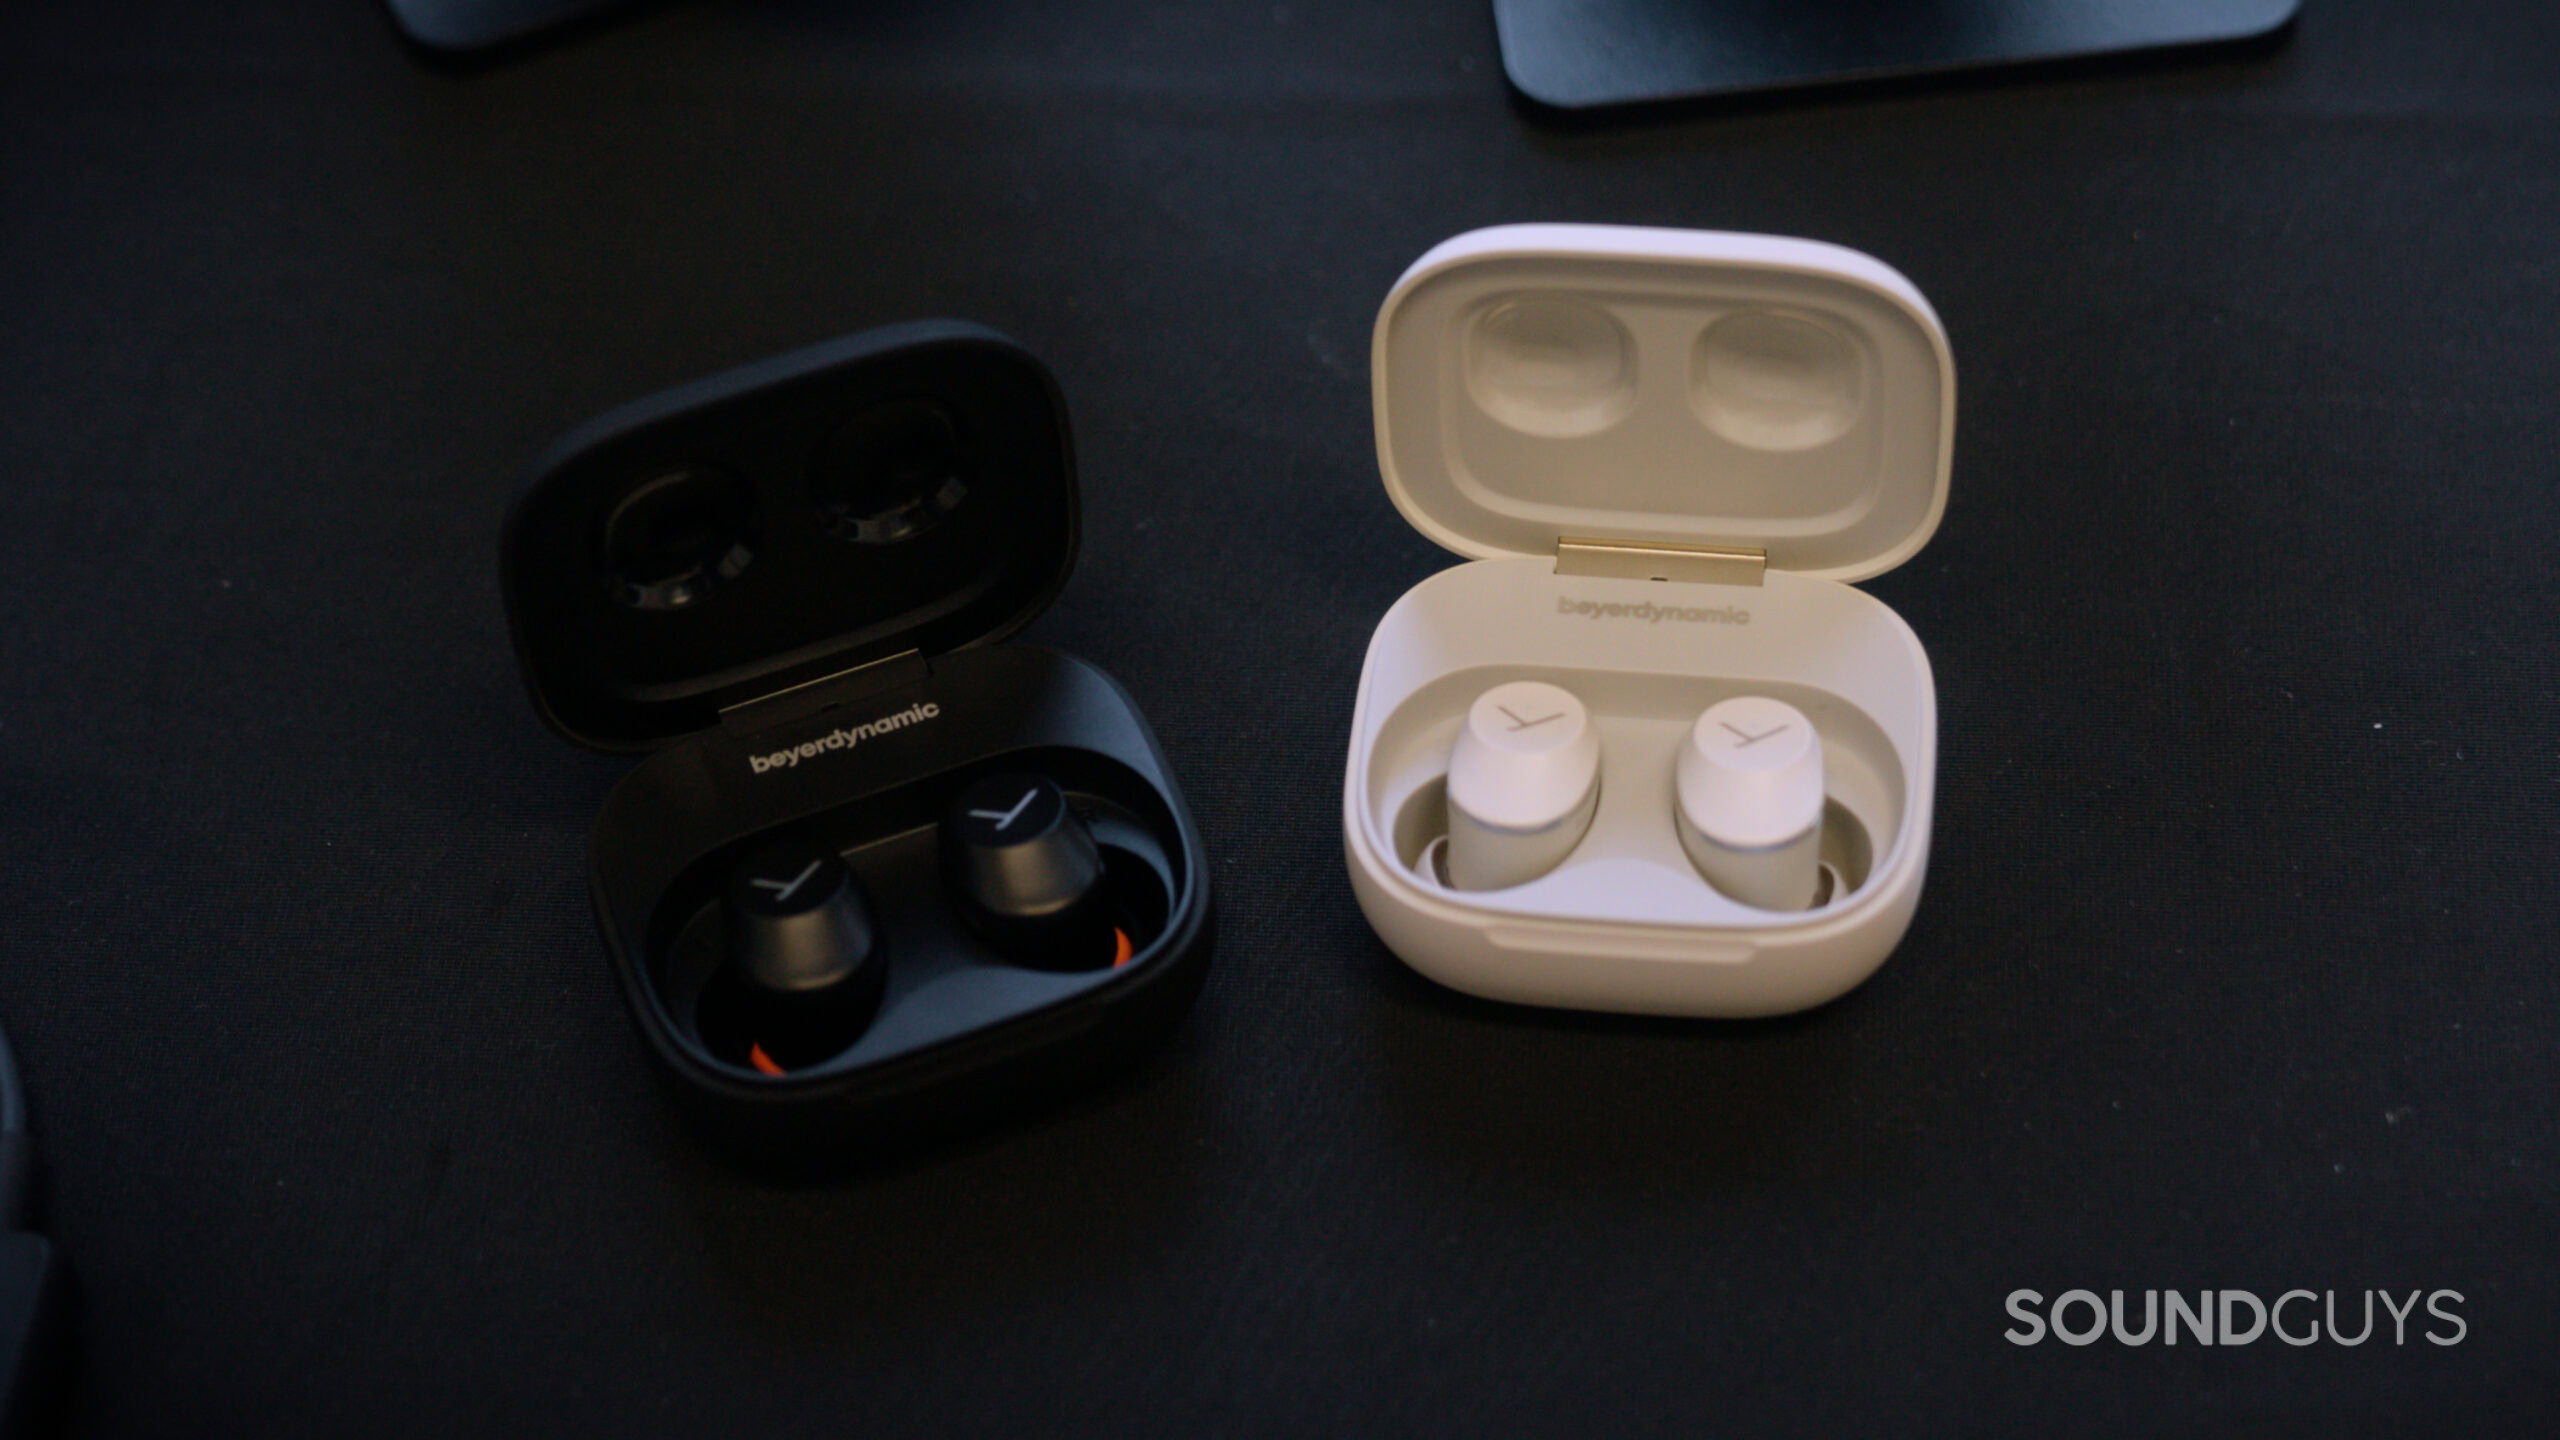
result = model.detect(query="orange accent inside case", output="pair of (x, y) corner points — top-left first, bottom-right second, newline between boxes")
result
(1112, 928), (1134, 968)
(748, 1043), (786, 1077)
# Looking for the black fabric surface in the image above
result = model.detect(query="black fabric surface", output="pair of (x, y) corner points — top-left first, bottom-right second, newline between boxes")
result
(3, 2), (2555, 1434)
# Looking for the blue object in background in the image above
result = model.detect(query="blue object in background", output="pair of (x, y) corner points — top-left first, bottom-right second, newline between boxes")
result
(1493, 0), (2301, 109)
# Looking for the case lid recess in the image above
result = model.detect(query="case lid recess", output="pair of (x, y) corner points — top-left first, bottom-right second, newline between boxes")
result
(503, 322), (1078, 751)
(1372, 225), (1953, 584)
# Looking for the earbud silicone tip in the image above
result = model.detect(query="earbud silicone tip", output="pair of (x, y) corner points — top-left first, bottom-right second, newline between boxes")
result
(1676, 695), (1825, 910)
(1444, 680), (1602, 891)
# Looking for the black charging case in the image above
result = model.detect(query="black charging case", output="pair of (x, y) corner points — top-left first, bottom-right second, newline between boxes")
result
(501, 321), (1213, 1171)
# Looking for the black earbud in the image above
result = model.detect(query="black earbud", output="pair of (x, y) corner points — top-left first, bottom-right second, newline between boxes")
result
(943, 773), (1127, 969)
(722, 840), (885, 1072)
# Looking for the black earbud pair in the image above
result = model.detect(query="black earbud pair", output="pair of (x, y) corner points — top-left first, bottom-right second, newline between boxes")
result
(721, 772), (1128, 1075)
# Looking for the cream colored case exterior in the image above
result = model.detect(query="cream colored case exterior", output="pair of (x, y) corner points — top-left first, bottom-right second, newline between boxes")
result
(1341, 224), (1952, 1016)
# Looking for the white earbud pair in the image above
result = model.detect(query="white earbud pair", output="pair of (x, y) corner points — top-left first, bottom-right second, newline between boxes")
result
(1440, 682), (1827, 910)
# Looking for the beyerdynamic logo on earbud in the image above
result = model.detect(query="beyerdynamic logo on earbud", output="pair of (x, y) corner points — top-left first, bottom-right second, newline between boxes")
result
(746, 702), (941, 774)
(1557, 596), (1750, 625)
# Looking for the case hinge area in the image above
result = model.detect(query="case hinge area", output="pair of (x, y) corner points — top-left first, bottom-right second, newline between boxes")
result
(718, 649), (932, 737)
(1554, 537), (1765, 587)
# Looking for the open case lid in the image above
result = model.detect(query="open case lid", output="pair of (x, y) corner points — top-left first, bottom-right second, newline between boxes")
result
(502, 322), (1077, 751)
(1373, 225), (1953, 582)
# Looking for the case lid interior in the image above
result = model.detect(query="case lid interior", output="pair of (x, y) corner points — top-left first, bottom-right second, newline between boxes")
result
(502, 322), (1077, 751)
(1372, 225), (1953, 582)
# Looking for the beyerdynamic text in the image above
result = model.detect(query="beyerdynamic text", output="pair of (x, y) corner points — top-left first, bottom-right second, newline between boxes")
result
(747, 702), (942, 774)
(1557, 596), (1749, 625)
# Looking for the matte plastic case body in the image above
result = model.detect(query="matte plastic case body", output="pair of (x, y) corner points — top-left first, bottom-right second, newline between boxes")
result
(1343, 226), (1951, 1016)
(504, 323), (1212, 1169)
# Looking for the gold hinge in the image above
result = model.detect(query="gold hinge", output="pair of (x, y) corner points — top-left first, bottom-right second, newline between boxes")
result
(1554, 537), (1765, 587)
